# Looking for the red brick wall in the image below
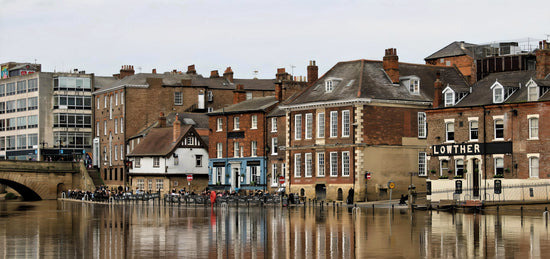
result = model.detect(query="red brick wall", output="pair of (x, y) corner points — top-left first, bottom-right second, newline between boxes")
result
(208, 112), (267, 158)
(363, 106), (422, 145)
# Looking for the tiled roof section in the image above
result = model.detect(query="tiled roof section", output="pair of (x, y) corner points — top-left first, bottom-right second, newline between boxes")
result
(267, 106), (285, 117)
(286, 60), (468, 105)
(94, 76), (118, 90)
(128, 124), (193, 157)
(425, 41), (477, 60)
(192, 77), (275, 91)
(210, 96), (278, 114)
(455, 71), (537, 107)
(168, 112), (209, 129)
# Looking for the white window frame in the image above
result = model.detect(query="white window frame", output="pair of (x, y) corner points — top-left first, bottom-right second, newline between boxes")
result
(271, 164), (278, 186)
(469, 118), (479, 141)
(114, 119), (118, 134)
(251, 141), (257, 157)
(251, 115), (258, 129)
(96, 97), (100, 110)
(96, 122), (100, 137)
(134, 157), (141, 168)
(294, 114), (302, 140)
(439, 159), (449, 176)
(325, 80), (334, 92)
(216, 143), (223, 158)
(317, 152), (325, 177)
(305, 153), (312, 177)
(233, 141), (239, 158)
(114, 145), (118, 161)
(271, 137), (278, 155)
(330, 111), (338, 138)
(444, 91), (455, 107)
(271, 117), (277, 132)
(120, 118), (123, 133)
(494, 156), (504, 176)
(153, 157), (160, 168)
(342, 110), (350, 137)
(409, 78), (419, 94)
(418, 112), (426, 138)
(493, 116), (504, 140)
(317, 112), (325, 138)
(104, 121), (107, 136)
(528, 84), (539, 101)
(418, 152), (426, 176)
(217, 118), (223, 132)
(330, 152), (338, 177)
(493, 85), (504, 103)
(528, 115), (539, 140)
(342, 151), (350, 177)
(115, 93), (119, 106)
(528, 153), (539, 178)
(174, 92), (183, 105)
(233, 117), (240, 130)
(445, 119), (454, 142)
(196, 155), (203, 167)
(120, 92), (124, 104)
(294, 153), (301, 178)
(305, 113), (313, 139)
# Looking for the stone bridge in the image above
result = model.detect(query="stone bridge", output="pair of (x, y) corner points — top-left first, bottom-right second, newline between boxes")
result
(0, 160), (95, 201)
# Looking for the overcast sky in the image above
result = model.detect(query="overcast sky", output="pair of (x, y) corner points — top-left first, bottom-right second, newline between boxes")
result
(1, 0), (548, 79)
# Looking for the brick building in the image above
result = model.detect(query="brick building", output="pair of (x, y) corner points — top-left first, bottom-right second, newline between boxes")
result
(426, 40), (538, 84)
(281, 49), (468, 202)
(207, 86), (278, 192)
(426, 40), (550, 204)
(93, 65), (275, 189)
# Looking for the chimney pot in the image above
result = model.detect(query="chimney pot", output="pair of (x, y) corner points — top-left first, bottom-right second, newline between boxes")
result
(307, 60), (318, 85)
(383, 48), (399, 83)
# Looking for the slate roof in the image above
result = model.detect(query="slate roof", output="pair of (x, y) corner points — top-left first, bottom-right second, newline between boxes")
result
(425, 41), (478, 60)
(209, 96), (278, 115)
(285, 60), (468, 106)
(128, 124), (199, 157)
(95, 73), (275, 93)
(94, 76), (118, 90)
(455, 71), (550, 107)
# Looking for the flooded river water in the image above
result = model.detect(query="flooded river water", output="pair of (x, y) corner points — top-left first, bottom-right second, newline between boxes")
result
(0, 200), (549, 258)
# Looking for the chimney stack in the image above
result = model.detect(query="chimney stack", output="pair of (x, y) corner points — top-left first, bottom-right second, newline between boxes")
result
(158, 112), (166, 128)
(233, 84), (246, 104)
(119, 65), (135, 79)
(224, 67), (234, 83)
(536, 40), (550, 79)
(276, 68), (291, 81)
(152, 68), (157, 74)
(383, 48), (400, 83)
(275, 82), (283, 102)
(433, 72), (443, 108)
(187, 65), (197, 75)
(210, 70), (220, 78)
(307, 60), (318, 85)
(173, 117), (181, 143)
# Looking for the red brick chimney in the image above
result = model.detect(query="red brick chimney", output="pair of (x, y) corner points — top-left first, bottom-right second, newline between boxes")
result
(275, 82), (283, 101)
(383, 48), (400, 83)
(433, 72), (443, 108)
(173, 117), (181, 142)
(119, 65), (135, 79)
(276, 68), (291, 81)
(210, 70), (220, 78)
(224, 67), (234, 83)
(536, 40), (550, 79)
(233, 84), (246, 104)
(152, 68), (157, 74)
(307, 60), (318, 86)
(158, 112), (166, 128)
(187, 65), (197, 75)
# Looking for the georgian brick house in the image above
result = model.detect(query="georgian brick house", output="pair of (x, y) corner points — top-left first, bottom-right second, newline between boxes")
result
(426, 41), (550, 204)
(281, 49), (468, 202)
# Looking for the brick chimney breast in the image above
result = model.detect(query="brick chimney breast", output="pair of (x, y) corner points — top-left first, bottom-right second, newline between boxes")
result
(433, 72), (443, 108)
(187, 65), (197, 75)
(224, 67), (234, 83)
(536, 40), (550, 79)
(383, 48), (400, 84)
(173, 117), (181, 143)
(307, 60), (318, 85)
(210, 70), (220, 78)
(119, 65), (135, 79)
(158, 112), (166, 128)
(233, 84), (246, 104)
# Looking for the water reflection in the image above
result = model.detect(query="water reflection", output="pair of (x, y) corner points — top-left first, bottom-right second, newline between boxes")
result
(0, 201), (549, 258)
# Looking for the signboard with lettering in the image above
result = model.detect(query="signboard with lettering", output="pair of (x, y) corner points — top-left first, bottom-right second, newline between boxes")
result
(431, 142), (512, 156)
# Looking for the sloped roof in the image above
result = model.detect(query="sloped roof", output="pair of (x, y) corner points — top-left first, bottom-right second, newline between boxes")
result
(209, 96), (278, 114)
(455, 71), (540, 107)
(285, 59), (468, 106)
(94, 76), (118, 90)
(425, 41), (477, 60)
(128, 124), (204, 157)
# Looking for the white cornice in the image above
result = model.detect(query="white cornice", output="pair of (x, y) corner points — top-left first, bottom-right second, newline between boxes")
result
(93, 84), (148, 95)
(280, 98), (431, 111)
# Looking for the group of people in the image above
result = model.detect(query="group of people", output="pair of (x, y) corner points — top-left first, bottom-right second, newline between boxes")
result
(65, 186), (129, 202)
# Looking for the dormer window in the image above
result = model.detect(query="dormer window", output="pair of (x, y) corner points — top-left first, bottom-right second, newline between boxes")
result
(325, 80), (334, 92)
(400, 76), (420, 95)
(493, 86), (504, 103)
(527, 84), (538, 101)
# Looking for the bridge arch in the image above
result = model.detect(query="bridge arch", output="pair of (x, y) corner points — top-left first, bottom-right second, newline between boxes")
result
(0, 178), (42, 201)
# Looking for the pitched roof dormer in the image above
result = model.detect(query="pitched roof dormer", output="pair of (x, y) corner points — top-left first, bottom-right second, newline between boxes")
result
(400, 76), (420, 95)
(490, 80), (518, 104)
(442, 86), (456, 107)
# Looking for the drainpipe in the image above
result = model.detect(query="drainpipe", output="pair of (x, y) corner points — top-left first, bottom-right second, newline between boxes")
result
(483, 106), (487, 202)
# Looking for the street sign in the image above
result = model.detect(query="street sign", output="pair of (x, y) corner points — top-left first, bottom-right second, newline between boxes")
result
(366, 172), (371, 180)
(187, 174), (193, 181)
(279, 176), (285, 184)
(388, 180), (395, 189)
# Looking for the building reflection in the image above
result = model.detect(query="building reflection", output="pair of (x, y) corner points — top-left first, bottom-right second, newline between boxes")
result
(0, 202), (549, 258)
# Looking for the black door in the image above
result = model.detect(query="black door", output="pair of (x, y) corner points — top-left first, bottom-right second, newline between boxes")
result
(315, 184), (326, 200)
(473, 159), (480, 197)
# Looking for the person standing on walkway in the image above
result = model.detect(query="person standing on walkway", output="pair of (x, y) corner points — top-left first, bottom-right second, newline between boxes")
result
(210, 191), (217, 207)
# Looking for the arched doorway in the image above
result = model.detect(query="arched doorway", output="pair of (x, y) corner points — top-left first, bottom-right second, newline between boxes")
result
(315, 184), (326, 200)
(57, 183), (67, 198)
(337, 188), (343, 201)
